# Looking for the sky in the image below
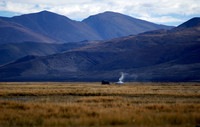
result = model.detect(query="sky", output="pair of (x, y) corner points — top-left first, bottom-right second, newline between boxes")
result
(0, 0), (200, 26)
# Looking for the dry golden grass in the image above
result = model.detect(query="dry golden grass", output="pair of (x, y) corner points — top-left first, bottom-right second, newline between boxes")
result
(0, 82), (200, 127)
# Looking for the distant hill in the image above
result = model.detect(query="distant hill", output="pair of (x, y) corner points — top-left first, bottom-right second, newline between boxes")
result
(0, 11), (173, 44)
(83, 11), (173, 40)
(0, 17), (199, 81)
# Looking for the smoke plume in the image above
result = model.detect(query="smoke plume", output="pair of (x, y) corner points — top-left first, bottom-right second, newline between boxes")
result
(116, 72), (125, 84)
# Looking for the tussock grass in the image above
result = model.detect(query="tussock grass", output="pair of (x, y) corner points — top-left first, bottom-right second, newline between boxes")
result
(0, 82), (200, 127)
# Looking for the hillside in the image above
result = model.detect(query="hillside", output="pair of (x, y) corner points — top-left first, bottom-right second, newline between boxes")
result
(0, 41), (92, 66)
(0, 19), (53, 43)
(0, 11), (101, 43)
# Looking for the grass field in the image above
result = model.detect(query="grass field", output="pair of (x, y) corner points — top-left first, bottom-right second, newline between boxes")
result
(0, 82), (200, 127)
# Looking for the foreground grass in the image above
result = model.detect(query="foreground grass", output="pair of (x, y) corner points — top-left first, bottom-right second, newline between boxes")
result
(0, 82), (200, 127)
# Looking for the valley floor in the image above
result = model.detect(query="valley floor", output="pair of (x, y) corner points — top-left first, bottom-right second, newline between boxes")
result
(0, 82), (200, 127)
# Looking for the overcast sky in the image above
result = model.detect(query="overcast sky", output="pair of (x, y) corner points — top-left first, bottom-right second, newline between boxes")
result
(0, 0), (200, 26)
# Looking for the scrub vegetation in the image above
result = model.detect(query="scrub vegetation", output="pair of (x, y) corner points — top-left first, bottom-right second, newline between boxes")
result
(0, 82), (200, 127)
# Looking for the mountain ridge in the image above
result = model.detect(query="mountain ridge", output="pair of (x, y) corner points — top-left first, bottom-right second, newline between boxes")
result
(0, 10), (173, 44)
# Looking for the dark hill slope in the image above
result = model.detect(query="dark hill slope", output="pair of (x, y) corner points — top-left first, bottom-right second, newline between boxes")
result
(0, 18), (199, 81)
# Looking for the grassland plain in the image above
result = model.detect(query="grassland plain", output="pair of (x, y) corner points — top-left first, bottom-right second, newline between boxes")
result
(0, 82), (200, 127)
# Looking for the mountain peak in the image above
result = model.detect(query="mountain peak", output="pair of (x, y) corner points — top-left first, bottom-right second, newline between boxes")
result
(86, 11), (129, 19)
(39, 10), (50, 13)
(13, 10), (65, 19)
(101, 11), (122, 15)
(37, 10), (58, 16)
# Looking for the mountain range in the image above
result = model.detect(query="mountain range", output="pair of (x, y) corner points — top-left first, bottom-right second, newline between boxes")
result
(0, 11), (173, 44)
(0, 17), (199, 81)
(0, 11), (173, 66)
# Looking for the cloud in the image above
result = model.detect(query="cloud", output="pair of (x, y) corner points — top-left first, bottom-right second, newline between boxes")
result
(0, 0), (200, 25)
(138, 16), (184, 24)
